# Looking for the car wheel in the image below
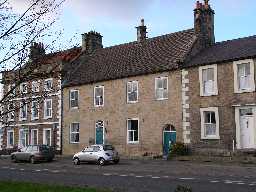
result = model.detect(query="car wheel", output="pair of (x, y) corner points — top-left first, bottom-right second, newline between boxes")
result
(73, 158), (80, 165)
(30, 156), (35, 164)
(98, 158), (105, 166)
(113, 159), (119, 164)
(11, 155), (17, 163)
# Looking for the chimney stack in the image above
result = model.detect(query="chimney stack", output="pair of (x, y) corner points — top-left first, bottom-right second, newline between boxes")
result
(29, 42), (45, 61)
(82, 31), (103, 53)
(136, 19), (147, 42)
(194, 0), (215, 47)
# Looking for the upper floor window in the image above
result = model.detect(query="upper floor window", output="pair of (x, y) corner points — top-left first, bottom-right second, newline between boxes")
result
(32, 81), (40, 93)
(70, 122), (79, 143)
(44, 79), (53, 91)
(155, 77), (168, 100)
(200, 107), (219, 140)
(70, 90), (79, 108)
(94, 86), (104, 107)
(8, 103), (15, 121)
(127, 81), (138, 103)
(31, 101), (39, 120)
(234, 59), (255, 93)
(127, 118), (139, 143)
(8, 84), (16, 96)
(44, 99), (52, 118)
(7, 130), (14, 148)
(19, 101), (27, 121)
(20, 83), (27, 94)
(199, 64), (218, 96)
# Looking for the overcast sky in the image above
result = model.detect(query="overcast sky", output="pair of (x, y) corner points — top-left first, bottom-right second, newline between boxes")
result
(9, 0), (256, 48)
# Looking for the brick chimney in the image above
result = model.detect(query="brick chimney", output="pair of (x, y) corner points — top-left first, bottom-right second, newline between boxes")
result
(194, 0), (215, 47)
(136, 19), (147, 42)
(81, 31), (103, 53)
(29, 42), (45, 60)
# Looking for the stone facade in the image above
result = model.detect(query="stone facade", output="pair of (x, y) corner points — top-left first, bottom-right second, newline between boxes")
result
(186, 59), (256, 155)
(63, 71), (183, 156)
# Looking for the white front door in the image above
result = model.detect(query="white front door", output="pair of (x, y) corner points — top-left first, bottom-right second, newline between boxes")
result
(240, 115), (254, 149)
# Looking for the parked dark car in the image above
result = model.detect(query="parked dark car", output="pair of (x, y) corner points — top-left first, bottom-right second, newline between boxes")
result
(11, 145), (55, 164)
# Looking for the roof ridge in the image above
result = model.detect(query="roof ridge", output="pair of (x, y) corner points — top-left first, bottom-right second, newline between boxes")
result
(215, 34), (256, 45)
(102, 28), (195, 50)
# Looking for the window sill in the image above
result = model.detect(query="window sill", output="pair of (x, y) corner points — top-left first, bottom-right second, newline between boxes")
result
(201, 136), (220, 140)
(19, 118), (27, 121)
(127, 141), (139, 144)
(200, 93), (218, 97)
(234, 89), (255, 94)
(94, 105), (104, 108)
(156, 98), (168, 101)
(70, 142), (80, 144)
(31, 118), (39, 121)
(43, 117), (52, 120)
(70, 107), (79, 110)
(127, 101), (138, 104)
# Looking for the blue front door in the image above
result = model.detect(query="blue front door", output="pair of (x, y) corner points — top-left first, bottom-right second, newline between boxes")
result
(163, 131), (176, 156)
(96, 127), (103, 144)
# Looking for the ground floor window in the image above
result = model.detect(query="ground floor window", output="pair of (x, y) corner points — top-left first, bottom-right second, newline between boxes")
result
(43, 128), (51, 146)
(70, 123), (79, 143)
(7, 130), (14, 148)
(200, 107), (219, 139)
(31, 129), (38, 145)
(127, 118), (139, 143)
(19, 129), (29, 148)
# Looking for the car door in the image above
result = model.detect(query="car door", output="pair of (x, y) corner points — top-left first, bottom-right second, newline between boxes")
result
(16, 147), (27, 161)
(92, 146), (101, 161)
(24, 146), (33, 161)
(79, 147), (93, 162)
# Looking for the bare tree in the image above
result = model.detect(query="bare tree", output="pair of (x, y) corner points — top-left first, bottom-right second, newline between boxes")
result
(0, 0), (80, 129)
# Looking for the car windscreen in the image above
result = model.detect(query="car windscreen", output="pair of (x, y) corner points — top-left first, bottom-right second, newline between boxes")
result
(103, 145), (114, 151)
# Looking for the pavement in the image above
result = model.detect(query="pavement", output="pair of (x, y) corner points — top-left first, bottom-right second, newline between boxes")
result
(0, 155), (256, 192)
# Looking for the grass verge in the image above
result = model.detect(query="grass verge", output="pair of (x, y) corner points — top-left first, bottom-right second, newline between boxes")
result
(0, 181), (111, 192)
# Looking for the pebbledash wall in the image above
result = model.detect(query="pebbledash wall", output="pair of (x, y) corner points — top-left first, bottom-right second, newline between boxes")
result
(63, 71), (183, 156)
(185, 58), (256, 155)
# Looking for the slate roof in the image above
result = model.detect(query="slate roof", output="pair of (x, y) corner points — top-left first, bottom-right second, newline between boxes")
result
(63, 29), (196, 87)
(186, 35), (256, 67)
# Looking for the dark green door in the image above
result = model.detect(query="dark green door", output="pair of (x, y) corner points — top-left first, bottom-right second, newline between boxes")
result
(163, 131), (176, 156)
(96, 127), (103, 144)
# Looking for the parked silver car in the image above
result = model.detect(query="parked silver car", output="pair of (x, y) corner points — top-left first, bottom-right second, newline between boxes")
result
(73, 144), (120, 166)
(11, 145), (55, 164)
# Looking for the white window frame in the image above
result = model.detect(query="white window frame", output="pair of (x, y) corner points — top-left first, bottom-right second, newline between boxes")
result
(30, 129), (38, 145)
(94, 85), (104, 107)
(69, 89), (79, 108)
(44, 99), (52, 119)
(7, 130), (14, 148)
(19, 128), (29, 148)
(31, 100), (39, 120)
(155, 76), (168, 100)
(32, 81), (40, 93)
(70, 122), (80, 144)
(127, 118), (139, 144)
(44, 78), (53, 91)
(233, 59), (255, 93)
(20, 83), (27, 94)
(199, 64), (218, 96)
(19, 101), (27, 121)
(43, 128), (52, 146)
(127, 81), (139, 103)
(200, 107), (220, 140)
(8, 84), (16, 96)
(7, 103), (15, 121)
